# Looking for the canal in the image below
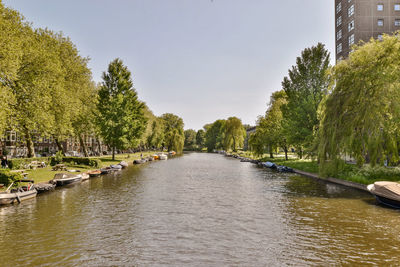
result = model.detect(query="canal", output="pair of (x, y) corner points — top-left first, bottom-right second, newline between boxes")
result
(1, 153), (399, 266)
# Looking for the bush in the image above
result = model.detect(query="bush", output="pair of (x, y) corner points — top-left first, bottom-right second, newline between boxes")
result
(8, 157), (50, 170)
(0, 170), (22, 186)
(59, 157), (100, 168)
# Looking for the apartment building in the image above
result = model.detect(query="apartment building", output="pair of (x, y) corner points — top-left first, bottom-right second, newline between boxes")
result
(335, 0), (400, 60)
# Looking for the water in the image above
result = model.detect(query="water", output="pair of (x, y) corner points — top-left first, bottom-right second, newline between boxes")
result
(1, 153), (399, 266)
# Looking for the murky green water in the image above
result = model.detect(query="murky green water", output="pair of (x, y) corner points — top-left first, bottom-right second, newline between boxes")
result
(1, 153), (399, 266)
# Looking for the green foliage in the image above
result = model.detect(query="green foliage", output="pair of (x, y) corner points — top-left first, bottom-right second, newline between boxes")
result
(222, 117), (246, 152)
(281, 43), (330, 158)
(160, 113), (185, 153)
(319, 34), (400, 174)
(196, 129), (205, 148)
(0, 169), (22, 186)
(54, 151), (63, 164)
(184, 129), (197, 148)
(58, 157), (100, 167)
(250, 90), (288, 157)
(8, 157), (50, 170)
(97, 58), (147, 159)
(204, 120), (226, 152)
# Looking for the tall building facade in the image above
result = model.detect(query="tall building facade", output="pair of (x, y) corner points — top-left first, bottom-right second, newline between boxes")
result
(335, 0), (400, 60)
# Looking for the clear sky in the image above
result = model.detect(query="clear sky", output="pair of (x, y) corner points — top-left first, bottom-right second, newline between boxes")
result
(4, 0), (335, 130)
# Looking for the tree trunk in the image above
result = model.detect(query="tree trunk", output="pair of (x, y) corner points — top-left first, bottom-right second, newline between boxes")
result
(112, 146), (115, 160)
(54, 137), (65, 155)
(284, 146), (288, 161)
(97, 136), (102, 155)
(299, 147), (303, 159)
(25, 129), (35, 158)
(79, 134), (89, 157)
(269, 145), (274, 158)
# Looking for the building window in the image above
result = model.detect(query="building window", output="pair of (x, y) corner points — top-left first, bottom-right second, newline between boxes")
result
(378, 34), (383, 40)
(337, 2), (342, 13)
(395, 4), (400, 11)
(10, 131), (16, 142)
(337, 29), (342, 40)
(337, 43), (343, 54)
(349, 34), (355, 46)
(348, 20), (355, 31)
(377, 4), (384, 11)
(395, 19), (400, 26)
(377, 19), (384, 26)
(348, 5), (355, 17)
(337, 16), (342, 27)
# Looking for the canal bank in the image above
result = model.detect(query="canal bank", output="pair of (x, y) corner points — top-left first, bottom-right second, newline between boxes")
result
(224, 152), (370, 192)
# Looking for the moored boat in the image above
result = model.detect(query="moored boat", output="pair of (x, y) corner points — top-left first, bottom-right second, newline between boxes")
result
(367, 181), (400, 209)
(87, 170), (102, 177)
(133, 159), (146, 164)
(100, 167), (113, 174)
(168, 151), (176, 156)
(52, 173), (82, 186)
(81, 173), (90, 181)
(119, 161), (128, 168)
(110, 164), (122, 170)
(159, 154), (168, 160)
(152, 154), (159, 160)
(0, 180), (37, 205)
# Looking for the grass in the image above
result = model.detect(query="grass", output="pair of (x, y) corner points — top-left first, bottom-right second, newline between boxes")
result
(232, 151), (400, 185)
(22, 151), (160, 184)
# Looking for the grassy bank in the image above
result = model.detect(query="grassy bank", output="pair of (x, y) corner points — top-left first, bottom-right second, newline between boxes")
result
(233, 151), (400, 185)
(23, 151), (158, 183)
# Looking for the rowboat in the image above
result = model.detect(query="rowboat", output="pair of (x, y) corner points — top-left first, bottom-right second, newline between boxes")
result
(87, 170), (101, 177)
(367, 181), (400, 209)
(119, 161), (128, 168)
(52, 173), (82, 186)
(159, 154), (168, 160)
(0, 180), (37, 205)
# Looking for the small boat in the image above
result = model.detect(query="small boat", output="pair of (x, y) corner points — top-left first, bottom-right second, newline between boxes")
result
(152, 154), (159, 160)
(367, 181), (400, 209)
(159, 154), (168, 160)
(81, 173), (90, 181)
(276, 165), (294, 173)
(0, 180), (37, 205)
(147, 156), (154, 161)
(110, 164), (122, 170)
(52, 173), (82, 186)
(133, 159), (146, 164)
(119, 161), (128, 168)
(87, 170), (101, 177)
(100, 167), (113, 175)
(168, 151), (176, 156)
(262, 162), (277, 169)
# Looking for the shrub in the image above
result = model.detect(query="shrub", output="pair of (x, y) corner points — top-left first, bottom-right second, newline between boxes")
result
(8, 157), (50, 170)
(61, 157), (100, 168)
(0, 170), (22, 186)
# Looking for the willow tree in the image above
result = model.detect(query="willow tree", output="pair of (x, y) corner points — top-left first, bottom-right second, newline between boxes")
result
(160, 113), (185, 153)
(147, 118), (165, 149)
(319, 34), (400, 175)
(204, 120), (226, 152)
(223, 117), (246, 152)
(281, 43), (330, 158)
(97, 58), (147, 160)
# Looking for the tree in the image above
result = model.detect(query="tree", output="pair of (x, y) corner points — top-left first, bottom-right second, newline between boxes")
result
(147, 118), (165, 149)
(196, 129), (205, 148)
(184, 129), (197, 149)
(97, 58), (147, 160)
(281, 43), (330, 158)
(223, 117), (246, 152)
(250, 90), (288, 159)
(160, 113), (185, 153)
(0, 3), (25, 133)
(319, 34), (400, 175)
(204, 120), (226, 152)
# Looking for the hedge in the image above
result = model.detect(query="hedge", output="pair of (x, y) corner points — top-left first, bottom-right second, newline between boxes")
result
(8, 157), (50, 170)
(50, 156), (100, 168)
(0, 170), (22, 186)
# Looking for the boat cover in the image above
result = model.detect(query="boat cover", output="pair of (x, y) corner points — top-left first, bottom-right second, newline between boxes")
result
(370, 181), (400, 201)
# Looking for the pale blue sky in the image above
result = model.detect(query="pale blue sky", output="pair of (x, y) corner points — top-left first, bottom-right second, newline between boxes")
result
(4, 0), (335, 130)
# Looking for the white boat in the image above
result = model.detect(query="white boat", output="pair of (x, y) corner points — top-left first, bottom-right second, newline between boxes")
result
(0, 180), (37, 205)
(159, 154), (168, 160)
(52, 173), (82, 186)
